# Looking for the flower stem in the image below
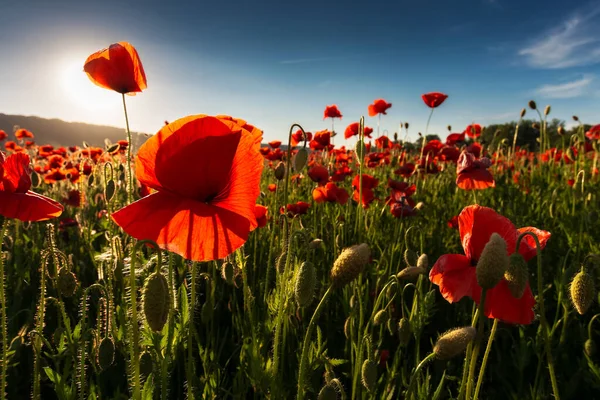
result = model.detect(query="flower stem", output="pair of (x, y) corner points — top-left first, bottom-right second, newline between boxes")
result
(405, 352), (436, 400)
(0, 218), (9, 400)
(297, 285), (334, 400)
(473, 318), (498, 400)
(466, 288), (487, 399)
(129, 241), (141, 400)
(121, 93), (134, 205)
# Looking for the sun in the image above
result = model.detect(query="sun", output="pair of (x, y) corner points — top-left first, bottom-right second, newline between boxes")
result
(60, 58), (118, 111)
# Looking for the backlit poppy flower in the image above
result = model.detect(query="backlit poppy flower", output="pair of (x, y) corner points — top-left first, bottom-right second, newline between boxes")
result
(375, 136), (393, 149)
(446, 132), (465, 146)
(344, 122), (373, 139)
(439, 146), (460, 162)
(0, 130), (7, 141)
(586, 124), (600, 140)
(15, 129), (34, 140)
(0, 151), (63, 221)
(331, 165), (353, 182)
(44, 169), (68, 184)
(466, 142), (482, 158)
(84, 42), (147, 95)
(312, 182), (349, 205)
(429, 205), (551, 324)
(422, 139), (443, 157)
(456, 152), (495, 190)
(387, 179), (416, 197)
(291, 129), (312, 147)
(254, 205), (268, 228)
(368, 99), (392, 117)
(112, 115), (263, 262)
(422, 92), (448, 108)
(269, 140), (282, 149)
(5, 141), (17, 151)
(267, 183), (277, 192)
(394, 162), (415, 178)
(352, 174), (379, 209)
(310, 130), (331, 150)
(282, 201), (310, 216)
(323, 105), (343, 119)
(465, 124), (482, 138)
(308, 165), (329, 186)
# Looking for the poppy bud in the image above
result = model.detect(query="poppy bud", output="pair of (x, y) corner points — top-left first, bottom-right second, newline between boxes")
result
(398, 318), (412, 346)
(105, 179), (116, 202)
(544, 105), (551, 116)
(276, 251), (288, 274)
(404, 249), (418, 267)
(295, 261), (317, 307)
(361, 359), (377, 392)
(344, 317), (353, 339)
(476, 233), (509, 290)
(57, 268), (78, 297)
(404, 122), (409, 129)
(294, 147), (309, 172)
(520, 108), (527, 118)
(447, 125), (452, 132)
(142, 272), (170, 332)
(528, 100), (537, 110)
(309, 238), (324, 249)
(355, 140), (367, 160)
(221, 261), (234, 285)
(373, 309), (389, 326)
(558, 126), (565, 136)
(139, 351), (153, 378)
(433, 326), (476, 360)
(417, 254), (429, 270)
(570, 268), (595, 315)
(573, 115), (579, 122)
(504, 253), (529, 299)
(585, 339), (597, 358)
(397, 266), (425, 281)
(274, 162), (286, 180)
(331, 244), (370, 288)
(393, 132), (398, 142)
(318, 384), (337, 400)
(96, 337), (115, 371)
(418, 132), (422, 137)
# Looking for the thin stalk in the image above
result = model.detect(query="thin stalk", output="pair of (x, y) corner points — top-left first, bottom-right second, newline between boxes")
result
(121, 93), (134, 205)
(473, 318), (498, 400)
(0, 218), (9, 400)
(405, 352), (436, 400)
(466, 288), (487, 399)
(129, 241), (141, 400)
(186, 262), (197, 399)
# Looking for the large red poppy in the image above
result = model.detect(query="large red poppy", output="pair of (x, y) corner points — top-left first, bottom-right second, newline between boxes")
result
(446, 132), (465, 146)
(0, 152), (63, 221)
(323, 105), (342, 119)
(430, 205), (551, 324)
(465, 124), (482, 138)
(368, 99), (392, 117)
(313, 182), (349, 205)
(310, 130), (331, 150)
(422, 92), (448, 108)
(352, 174), (379, 208)
(112, 115), (263, 262)
(456, 152), (495, 190)
(344, 122), (373, 139)
(586, 124), (600, 140)
(84, 42), (147, 95)
(291, 129), (312, 147)
(308, 165), (329, 186)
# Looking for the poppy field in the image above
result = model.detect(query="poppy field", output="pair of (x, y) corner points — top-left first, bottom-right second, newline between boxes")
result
(1, 42), (600, 400)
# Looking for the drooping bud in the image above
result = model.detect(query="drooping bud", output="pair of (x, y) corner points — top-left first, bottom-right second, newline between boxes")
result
(398, 318), (412, 346)
(505, 253), (529, 299)
(558, 126), (565, 136)
(361, 359), (377, 392)
(221, 261), (234, 285)
(295, 261), (317, 307)
(528, 100), (537, 110)
(433, 326), (477, 360)
(57, 267), (78, 297)
(404, 122), (409, 129)
(417, 253), (429, 270)
(544, 105), (551, 116)
(96, 337), (115, 371)
(373, 309), (389, 326)
(274, 162), (286, 180)
(404, 249), (418, 267)
(142, 272), (170, 332)
(520, 108), (527, 118)
(105, 179), (116, 202)
(330, 244), (370, 288)
(585, 339), (597, 358)
(447, 125), (452, 132)
(476, 233), (509, 290)
(570, 269), (596, 315)
(397, 266), (425, 281)
(294, 147), (309, 172)
(573, 115), (579, 122)
(318, 384), (338, 400)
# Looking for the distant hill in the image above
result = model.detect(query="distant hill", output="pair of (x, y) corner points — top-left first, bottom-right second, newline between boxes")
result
(0, 113), (150, 149)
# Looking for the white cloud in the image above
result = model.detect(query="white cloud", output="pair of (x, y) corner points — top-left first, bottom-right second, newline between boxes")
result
(535, 75), (594, 98)
(519, 3), (600, 68)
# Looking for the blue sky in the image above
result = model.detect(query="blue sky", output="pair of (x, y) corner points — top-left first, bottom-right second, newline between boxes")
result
(0, 0), (598, 143)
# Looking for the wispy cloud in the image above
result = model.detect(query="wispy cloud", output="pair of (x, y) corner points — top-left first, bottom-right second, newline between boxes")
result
(280, 57), (335, 65)
(535, 75), (594, 98)
(519, 3), (600, 68)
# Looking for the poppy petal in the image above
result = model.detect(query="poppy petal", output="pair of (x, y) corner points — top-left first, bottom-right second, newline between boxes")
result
(112, 191), (251, 261)
(2, 153), (32, 192)
(484, 280), (535, 325)
(456, 169), (495, 190)
(0, 191), (63, 221)
(429, 254), (478, 303)
(84, 42), (147, 94)
(517, 227), (551, 261)
(459, 205), (517, 261)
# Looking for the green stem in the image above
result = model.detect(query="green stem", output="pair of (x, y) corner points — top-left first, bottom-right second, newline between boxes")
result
(161, 253), (175, 400)
(297, 285), (334, 400)
(129, 241), (141, 400)
(0, 218), (9, 400)
(473, 318), (498, 400)
(420, 108), (435, 161)
(122, 93), (134, 205)
(187, 262), (197, 399)
(458, 306), (479, 400)
(466, 288), (487, 399)
(405, 352), (436, 400)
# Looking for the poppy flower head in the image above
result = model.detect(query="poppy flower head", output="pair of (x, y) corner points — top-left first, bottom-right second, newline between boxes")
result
(446, 132), (465, 146)
(268, 140), (282, 149)
(15, 129), (34, 140)
(465, 124), (482, 139)
(586, 124), (600, 140)
(112, 115), (263, 262)
(254, 204), (268, 228)
(422, 92), (448, 108)
(368, 99), (392, 117)
(84, 42), (147, 95)
(310, 130), (332, 150)
(0, 130), (7, 141)
(375, 136), (393, 149)
(313, 182), (349, 205)
(308, 165), (329, 186)
(291, 129), (312, 147)
(456, 152), (495, 190)
(323, 105), (343, 120)
(282, 201), (310, 216)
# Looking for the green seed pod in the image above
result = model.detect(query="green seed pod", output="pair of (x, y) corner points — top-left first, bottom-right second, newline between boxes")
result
(361, 359), (377, 392)
(476, 233), (509, 290)
(106, 143), (120, 154)
(96, 337), (115, 371)
(317, 384), (337, 400)
(398, 318), (412, 346)
(142, 272), (170, 332)
(295, 261), (317, 307)
(105, 179), (116, 201)
(404, 249), (418, 267)
(417, 254), (429, 270)
(56, 267), (78, 297)
(331, 244), (370, 288)
(274, 161), (286, 180)
(433, 326), (476, 360)
(570, 269), (596, 315)
(139, 351), (153, 378)
(373, 309), (389, 326)
(221, 261), (234, 285)
(276, 251), (288, 274)
(505, 253), (529, 299)
(293, 147), (310, 172)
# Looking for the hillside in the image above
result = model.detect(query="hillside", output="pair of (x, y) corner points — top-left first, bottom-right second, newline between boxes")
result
(0, 113), (149, 149)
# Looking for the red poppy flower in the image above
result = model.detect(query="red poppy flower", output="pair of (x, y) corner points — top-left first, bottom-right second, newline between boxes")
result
(465, 124), (482, 139)
(313, 182), (349, 205)
(456, 152), (495, 190)
(586, 125), (600, 140)
(5, 141), (17, 151)
(282, 201), (310, 216)
(368, 99), (392, 117)
(439, 146), (460, 162)
(331, 165), (353, 182)
(323, 105), (343, 119)
(446, 132), (465, 146)
(394, 162), (415, 178)
(84, 42), (147, 95)
(421, 92), (448, 108)
(291, 129), (312, 147)
(0, 152), (63, 221)
(269, 140), (282, 149)
(44, 169), (68, 184)
(64, 189), (83, 207)
(423, 139), (443, 157)
(447, 215), (459, 229)
(112, 115), (263, 262)
(308, 165), (329, 186)
(254, 205), (268, 228)
(267, 183), (277, 192)
(466, 142), (482, 158)
(15, 129), (34, 140)
(567, 178), (575, 187)
(375, 136), (393, 149)
(429, 205), (551, 324)
(387, 179), (416, 197)
(352, 174), (379, 208)
(344, 122), (373, 139)
(310, 130), (331, 150)
(0, 130), (7, 141)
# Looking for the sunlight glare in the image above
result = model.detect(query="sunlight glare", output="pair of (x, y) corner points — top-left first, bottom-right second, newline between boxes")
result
(61, 59), (118, 111)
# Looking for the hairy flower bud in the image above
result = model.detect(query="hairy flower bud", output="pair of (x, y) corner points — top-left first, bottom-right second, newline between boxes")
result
(294, 147), (309, 172)
(585, 339), (597, 358)
(96, 337), (115, 371)
(544, 105), (551, 116)
(528, 100), (537, 110)
(331, 244), (370, 288)
(417, 253), (429, 270)
(504, 253), (529, 299)
(398, 318), (412, 346)
(520, 108), (527, 118)
(570, 269), (595, 315)
(142, 272), (170, 332)
(373, 309), (389, 326)
(57, 267), (78, 297)
(318, 384), (337, 400)
(361, 359), (377, 392)
(433, 326), (476, 360)
(274, 162), (286, 180)
(476, 233), (509, 290)
(396, 266), (425, 281)
(404, 249), (418, 267)
(295, 261), (317, 307)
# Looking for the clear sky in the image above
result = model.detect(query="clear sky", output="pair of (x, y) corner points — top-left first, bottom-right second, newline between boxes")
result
(0, 0), (598, 143)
